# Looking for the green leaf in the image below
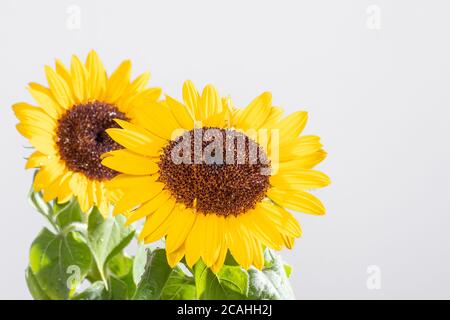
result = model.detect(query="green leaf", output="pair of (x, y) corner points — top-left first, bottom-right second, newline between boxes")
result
(284, 263), (293, 278)
(133, 247), (196, 300)
(107, 275), (130, 299)
(29, 228), (92, 300)
(161, 267), (196, 300)
(194, 259), (248, 299)
(71, 281), (107, 300)
(25, 267), (50, 300)
(72, 276), (130, 300)
(73, 254), (136, 300)
(247, 249), (295, 300)
(87, 209), (135, 287)
(224, 252), (239, 266)
(133, 249), (173, 300)
(86, 259), (103, 283)
(108, 252), (133, 278)
(132, 243), (151, 285)
(54, 199), (83, 230)
(108, 253), (136, 298)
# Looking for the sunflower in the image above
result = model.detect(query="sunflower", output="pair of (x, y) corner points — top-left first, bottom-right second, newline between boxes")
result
(13, 50), (161, 216)
(101, 80), (330, 272)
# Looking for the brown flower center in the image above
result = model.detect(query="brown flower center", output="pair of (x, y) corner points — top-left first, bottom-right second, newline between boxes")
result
(158, 128), (271, 216)
(56, 101), (128, 181)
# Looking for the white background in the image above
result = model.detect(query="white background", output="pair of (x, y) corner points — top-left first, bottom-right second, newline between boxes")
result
(1, 0), (450, 299)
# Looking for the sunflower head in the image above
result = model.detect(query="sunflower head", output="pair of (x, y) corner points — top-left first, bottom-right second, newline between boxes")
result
(13, 50), (161, 216)
(101, 80), (330, 272)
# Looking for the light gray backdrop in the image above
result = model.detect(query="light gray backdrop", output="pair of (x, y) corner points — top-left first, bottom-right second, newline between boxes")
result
(1, 0), (449, 299)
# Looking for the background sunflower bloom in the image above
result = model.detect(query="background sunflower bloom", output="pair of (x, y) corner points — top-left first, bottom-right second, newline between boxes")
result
(13, 50), (161, 216)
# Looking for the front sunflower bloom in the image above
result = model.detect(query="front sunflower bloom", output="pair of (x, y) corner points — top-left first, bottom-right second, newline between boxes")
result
(102, 80), (330, 272)
(13, 51), (161, 216)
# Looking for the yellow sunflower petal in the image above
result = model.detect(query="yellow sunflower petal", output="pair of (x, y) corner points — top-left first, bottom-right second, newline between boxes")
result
(182, 80), (200, 120)
(88, 180), (97, 208)
(282, 234), (295, 249)
(133, 102), (181, 140)
(185, 214), (207, 267)
(140, 197), (177, 241)
(33, 158), (65, 192)
(69, 172), (88, 197)
(166, 207), (197, 254)
(267, 188), (326, 215)
(278, 135), (323, 162)
(235, 92), (272, 130)
(126, 190), (171, 224)
(116, 73), (155, 111)
(278, 150), (327, 170)
(77, 192), (91, 213)
(270, 169), (331, 190)
(29, 134), (57, 155)
(25, 151), (51, 169)
(257, 201), (302, 238)
(231, 105), (243, 127)
(167, 244), (186, 268)
(55, 59), (73, 92)
(106, 127), (163, 157)
(261, 107), (284, 128)
(57, 172), (73, 203)
(13, 103), (56, 131)
(277, 111), (308, 139)
(200, 84), (222, 122)
(251, 237), (264, 270)
(43, 171), (72, 203)
(43, 175), (64, 202)
(204, 103), (230, 128)
(44, 66), (74, 109)
(107, 188), (123, 205)
(16, 124), (53, 141)
(242, 209), (284, 250)
(105, 60), (132, 103)
(128, 72), (150, 94)
(86, 50), (107, 99)
(97, 200), (110, 217)
(227, 216), (252, 269)
(113, 180), (165, 215)
(106, 174), (158, 190)
(114, 119), (166, 146)
(211, 239), (227, 273)
(95, 181), (110, 217)
(124, 88), (162, 114)
(27, 83), (62, 118)
(70, 55), (88, 103)
(17, 114), (53, 140)
(102, 149), (158, 175)
(202, 214), (222, 267)
(165, 95), (195, 130)
(93, 181), (102, 206)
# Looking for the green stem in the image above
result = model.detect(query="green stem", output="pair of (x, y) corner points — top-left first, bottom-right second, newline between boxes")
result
(36, 208), (59, 233)
(60, 222), (87, 236)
